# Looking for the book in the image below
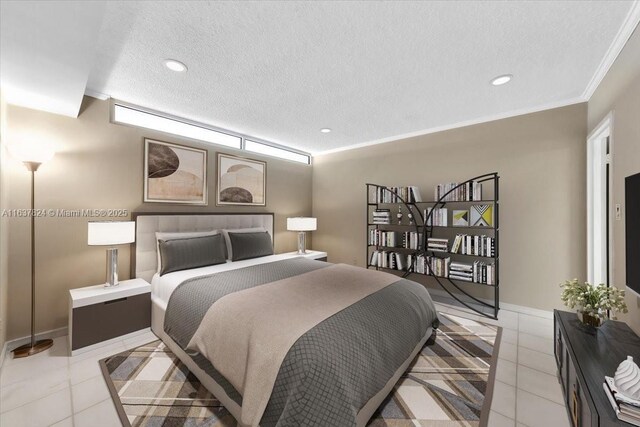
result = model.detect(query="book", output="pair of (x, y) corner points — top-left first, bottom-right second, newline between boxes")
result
(603, 377), (640, 426)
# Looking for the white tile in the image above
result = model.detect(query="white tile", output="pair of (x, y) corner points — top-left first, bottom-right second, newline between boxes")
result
(491, 380), (516, 419)
(70, 341), (126, 366)
(488, 410), (516, 427)
(122, 330), (158, 350)
(69, 357), (105, 386)
(516, 389), (571, 427)
(498, 342), (517, 363)
(518, 313), (554, 339)
(495, 358), (517, 387)
(501, 328), (518, 345)
(74, 398), (122, 427)
(518, 347), (558, 376)
(71, 375), (111, 413)
(484, 309), (519, 330)
(50, 417), (74, 427)
(0, 367), (70, 413)
(517, 365), (564, 404)
(0, 387), (72, 427)
(1, 344), (69, 388)
(519, 332), (554, 355)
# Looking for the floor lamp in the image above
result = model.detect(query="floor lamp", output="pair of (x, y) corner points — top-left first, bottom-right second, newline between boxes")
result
(11, 145), (55, 358)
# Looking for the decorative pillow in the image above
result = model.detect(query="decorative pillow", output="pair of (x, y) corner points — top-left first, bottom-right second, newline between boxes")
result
(221, 227), (269, 260)
(155, 230), (222, 273)
(227, 231), (274, 261)
(158, 234), (227, 276)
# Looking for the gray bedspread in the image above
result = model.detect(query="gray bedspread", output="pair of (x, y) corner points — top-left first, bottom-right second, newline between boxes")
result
(164, 258), (439, 426)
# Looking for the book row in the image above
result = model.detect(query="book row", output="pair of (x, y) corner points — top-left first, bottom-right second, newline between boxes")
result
(368, 230), (423, 249)
(370, 186), (422, 204)
(435, 181), (482, 202)
(450, 235), (496, 257)
(369, 251), (496, 285)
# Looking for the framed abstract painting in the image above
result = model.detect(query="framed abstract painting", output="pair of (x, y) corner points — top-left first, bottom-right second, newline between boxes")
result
(143, 139), (208, 205)
(216, 153), (266, 206)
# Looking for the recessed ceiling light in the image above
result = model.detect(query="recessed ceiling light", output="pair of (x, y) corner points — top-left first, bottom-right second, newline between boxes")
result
(320, 128), (331, 133)
(164, 59), (188, 72)
(491, 74), (512, 86)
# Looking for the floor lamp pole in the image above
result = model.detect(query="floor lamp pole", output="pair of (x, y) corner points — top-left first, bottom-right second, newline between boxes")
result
(12, 162), (53, 358)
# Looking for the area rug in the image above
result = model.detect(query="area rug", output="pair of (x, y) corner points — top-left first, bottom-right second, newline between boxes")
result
(100, 312), (501, 427)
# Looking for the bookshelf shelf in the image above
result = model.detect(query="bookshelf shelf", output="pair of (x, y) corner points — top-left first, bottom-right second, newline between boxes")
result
(366, 173), (500, 319)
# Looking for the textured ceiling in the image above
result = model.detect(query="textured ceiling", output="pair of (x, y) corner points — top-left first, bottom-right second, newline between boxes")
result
(3, 1), (640, 154)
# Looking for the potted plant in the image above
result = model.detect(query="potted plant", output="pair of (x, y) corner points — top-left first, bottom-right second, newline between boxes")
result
(560, 279), (628, 327)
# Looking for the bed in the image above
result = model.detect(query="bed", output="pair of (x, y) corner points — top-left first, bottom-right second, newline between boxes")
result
(132, 212), (439, 427)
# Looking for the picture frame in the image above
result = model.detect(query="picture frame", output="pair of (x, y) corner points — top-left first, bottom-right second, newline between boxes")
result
(216, 153), (266, 206)
(143, 138), (208, 205)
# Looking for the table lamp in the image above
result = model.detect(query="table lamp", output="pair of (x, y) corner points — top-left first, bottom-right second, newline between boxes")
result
(287, 217), (317, 254)
(88, 221), (135, 287)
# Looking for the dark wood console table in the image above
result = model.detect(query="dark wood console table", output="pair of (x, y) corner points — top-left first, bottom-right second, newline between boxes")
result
(554, 310), (640, 426)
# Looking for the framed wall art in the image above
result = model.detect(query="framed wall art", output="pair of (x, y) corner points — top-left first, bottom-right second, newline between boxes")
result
(143, 138), (208, 205)
(216, 153), (266, 206)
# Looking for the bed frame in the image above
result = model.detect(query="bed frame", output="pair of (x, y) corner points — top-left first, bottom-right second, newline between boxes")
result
(131, 211), (432, 427)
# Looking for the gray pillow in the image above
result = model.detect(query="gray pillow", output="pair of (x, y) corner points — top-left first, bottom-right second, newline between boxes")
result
(158, 234), (226, 276)
(228, 231), (274, 261)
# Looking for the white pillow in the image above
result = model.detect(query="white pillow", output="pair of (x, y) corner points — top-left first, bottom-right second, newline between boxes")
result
(155, 230), (221, 273)
(221, 227), (270, 260)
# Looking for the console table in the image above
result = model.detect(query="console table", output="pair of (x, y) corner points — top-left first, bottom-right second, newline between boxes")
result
(554, 310), (640, 426)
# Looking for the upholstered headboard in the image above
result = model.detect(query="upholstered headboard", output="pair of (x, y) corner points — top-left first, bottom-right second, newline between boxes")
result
(131, 212), (274, 283)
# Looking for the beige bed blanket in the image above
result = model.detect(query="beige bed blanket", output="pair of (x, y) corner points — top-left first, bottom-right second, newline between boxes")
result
(186, 263), (399, 426)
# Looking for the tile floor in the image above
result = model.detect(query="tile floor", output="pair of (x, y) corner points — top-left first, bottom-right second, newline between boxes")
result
(0, 298), (570, 427)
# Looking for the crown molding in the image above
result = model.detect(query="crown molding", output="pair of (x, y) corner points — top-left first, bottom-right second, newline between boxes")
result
(581, 0), (640, 100)
(313, 97), (586, 157)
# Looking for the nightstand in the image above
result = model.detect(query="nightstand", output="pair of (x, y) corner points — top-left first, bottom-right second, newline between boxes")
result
(68, 278), (151, 355)
(286, 250), (328, 262)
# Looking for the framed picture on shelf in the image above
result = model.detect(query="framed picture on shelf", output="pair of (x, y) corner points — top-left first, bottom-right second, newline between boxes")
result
(143, 138), (208, 205)
(216, 153), (266, 206)
(453, 210), (469, 226)
(470, 204), (493, 227)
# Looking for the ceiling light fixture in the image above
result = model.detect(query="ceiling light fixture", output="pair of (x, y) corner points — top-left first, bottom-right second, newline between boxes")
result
(320, 128), (331, 133)
(164, 59), (188, 72)
(491, 74), (512, 86)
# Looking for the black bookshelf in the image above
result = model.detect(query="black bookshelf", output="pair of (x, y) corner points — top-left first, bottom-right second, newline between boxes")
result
(366, 173), (500, 319)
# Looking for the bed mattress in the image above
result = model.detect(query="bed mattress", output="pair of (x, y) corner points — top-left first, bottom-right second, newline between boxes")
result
(161, 257), (439, 426)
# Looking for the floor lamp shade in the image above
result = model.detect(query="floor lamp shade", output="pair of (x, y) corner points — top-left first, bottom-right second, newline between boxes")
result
(287, 217), (317, 254)
(88, 221), (135, 287)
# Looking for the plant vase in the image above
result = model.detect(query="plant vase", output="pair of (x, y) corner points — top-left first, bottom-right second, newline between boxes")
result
(577, 311), (602, 328)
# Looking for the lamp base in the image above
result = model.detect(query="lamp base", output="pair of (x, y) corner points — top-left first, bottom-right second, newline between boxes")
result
(296, 231), (307, 254)
(12, 339), (53, 358)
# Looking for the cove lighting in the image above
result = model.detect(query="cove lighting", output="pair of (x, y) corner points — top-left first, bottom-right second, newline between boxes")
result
(112, 104), (241, 149)
(244, 140), (311, 164)
(164, 59), (188, 72)
(320, 128), (332, 133)
(491, 74), (512, 86)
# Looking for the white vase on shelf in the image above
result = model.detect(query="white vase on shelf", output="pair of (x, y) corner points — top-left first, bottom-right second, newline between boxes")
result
(614, 356), (640, 401)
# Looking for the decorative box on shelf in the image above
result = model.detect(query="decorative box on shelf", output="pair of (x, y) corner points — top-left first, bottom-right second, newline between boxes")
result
(68, 278), (151, 356)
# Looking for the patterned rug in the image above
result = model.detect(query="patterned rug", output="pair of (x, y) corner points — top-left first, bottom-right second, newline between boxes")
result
(100, 312), (501, 427)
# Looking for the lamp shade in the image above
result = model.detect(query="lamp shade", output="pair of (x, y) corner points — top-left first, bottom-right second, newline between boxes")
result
(88, 221), (135, 246)
(287, 217), (317, 232)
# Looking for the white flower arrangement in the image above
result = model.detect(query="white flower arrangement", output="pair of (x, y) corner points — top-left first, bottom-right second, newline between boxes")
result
(560, 278), (628, 321)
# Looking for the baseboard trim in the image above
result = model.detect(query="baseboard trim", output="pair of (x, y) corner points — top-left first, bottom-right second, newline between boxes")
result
(0, 326), (68, 370)
(426, 287), (554, 319)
